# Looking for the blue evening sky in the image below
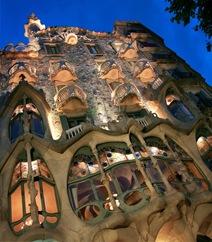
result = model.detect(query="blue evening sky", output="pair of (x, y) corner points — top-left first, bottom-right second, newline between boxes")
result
(0, 0), (211, 85)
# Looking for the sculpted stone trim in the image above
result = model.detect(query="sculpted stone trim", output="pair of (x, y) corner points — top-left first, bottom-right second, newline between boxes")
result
(0, 81), (52, 143)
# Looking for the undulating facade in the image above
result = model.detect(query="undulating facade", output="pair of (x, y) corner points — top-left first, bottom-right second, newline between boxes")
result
(0, 14), (212, 242)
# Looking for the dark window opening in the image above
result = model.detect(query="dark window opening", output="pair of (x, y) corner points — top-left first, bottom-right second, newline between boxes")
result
(138, 41), (159, 48)
(126, 109), (148, 119)
(170, 68), (193, 79)
(152, 53), (173, 60)
(86, 44), (102, 55)
(45, 44), (61, 54)
(60, 115), (86, 130)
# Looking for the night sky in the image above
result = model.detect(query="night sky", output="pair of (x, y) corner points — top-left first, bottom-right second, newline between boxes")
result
(0, 0), (211, 85)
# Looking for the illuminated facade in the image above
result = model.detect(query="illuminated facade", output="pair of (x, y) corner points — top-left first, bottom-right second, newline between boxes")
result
(0, 14), (211, 242)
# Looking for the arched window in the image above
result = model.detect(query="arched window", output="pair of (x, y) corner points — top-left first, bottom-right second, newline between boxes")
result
(196, 126), (212, 171)
(165, 136), (209, 193)
(165, 88), (194, 122)
(9, 97), (44, 142)
(68, 144), (150, 223)
(8, 149), (60, 234)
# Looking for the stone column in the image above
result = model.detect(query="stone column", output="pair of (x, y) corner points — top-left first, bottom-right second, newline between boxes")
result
(91, 146), (117, 210)
(25, 142), (39, 225)
(127, 142), (157, 196)
(130, 126), (174, 193)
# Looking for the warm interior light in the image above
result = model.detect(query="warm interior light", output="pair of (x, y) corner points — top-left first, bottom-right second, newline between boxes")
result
(11, 186), (23, 222)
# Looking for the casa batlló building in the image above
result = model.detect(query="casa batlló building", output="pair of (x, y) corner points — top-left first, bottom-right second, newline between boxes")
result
(0, 13), (211, 242)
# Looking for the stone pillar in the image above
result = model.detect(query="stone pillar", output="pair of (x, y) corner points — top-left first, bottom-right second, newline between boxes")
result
(130, 126), (174, 193)
(25, 142), (39, 225)
(127, 142), (157, 196)
(91, 146), (118, 210)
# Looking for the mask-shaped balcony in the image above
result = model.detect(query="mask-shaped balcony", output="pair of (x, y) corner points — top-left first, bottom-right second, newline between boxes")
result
(8, 62), (37, 85)
(118, 43), (138, 60)
(112, 83), (142, 112)
(50, 61), (77, 84)
(134, 59), (156, 83)
(55, 84), (88, 116)
(99, 60), (124, 80)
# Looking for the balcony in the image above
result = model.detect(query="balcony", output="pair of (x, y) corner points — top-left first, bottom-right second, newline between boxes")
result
(135, 112), (159, 130)
(66, 124), (83, 139)
(134, 59), (156, 83)
(99, 60), (124, 80)
(8, 62), (37, 85)
(112, 83), (142, 112)
(118, 43), (138, 60)
(56, 84), (87, 115)
(50, 61), (77, 84)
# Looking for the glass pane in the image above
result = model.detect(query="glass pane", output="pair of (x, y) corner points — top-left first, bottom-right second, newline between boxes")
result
(10, 116), (24, 141)
(46, 216), (58, 223)
(30, 114), (44, 137)
(124, 190), (143, 206)
(11, 163), (21, 187)
(24, 182), (31, 214)
(38, 160), (52, 179)
(113, 165), (135, 192)
(42, 181), (58, 213)
(13, 222), (24, 233)
(70, 181), (95, 208)
(11, 185), (23, 222)
(21, 162), (28, 178)
(78, 205), (100, 221)
(32, 160), (39, 176)
(145, 160), (161, 182)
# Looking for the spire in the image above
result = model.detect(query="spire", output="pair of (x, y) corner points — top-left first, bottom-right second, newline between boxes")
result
(24, 13), (45, 38)
(28, 12), (38, 21)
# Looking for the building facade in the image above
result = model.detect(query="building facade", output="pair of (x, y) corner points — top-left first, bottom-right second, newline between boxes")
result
(0, 14), (211, 242)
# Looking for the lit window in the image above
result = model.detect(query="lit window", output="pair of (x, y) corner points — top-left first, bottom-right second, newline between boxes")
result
(165, 89), (194, 122)
(9, 97), (44, 142)
(68, 144), (148, 223)
(196, 127), (212, 171)
(8, 150), (60, 234)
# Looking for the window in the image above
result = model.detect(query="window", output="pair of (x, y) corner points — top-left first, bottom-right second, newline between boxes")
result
(9, 149), (60, 234)
(152, 53), (172, 60)
(60, 115), (86, 131)
(126, 109), (148, 119)
(9, 97), (45, 142)
(45, 44), (61, 54)
(196, 126), (212, 171)
(86, 44), (102, 55)
(165, 89), (194, 122)
(170, 68), (193, 79)
(138, 41), (159, 48)
(67, 144), (148, 223)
